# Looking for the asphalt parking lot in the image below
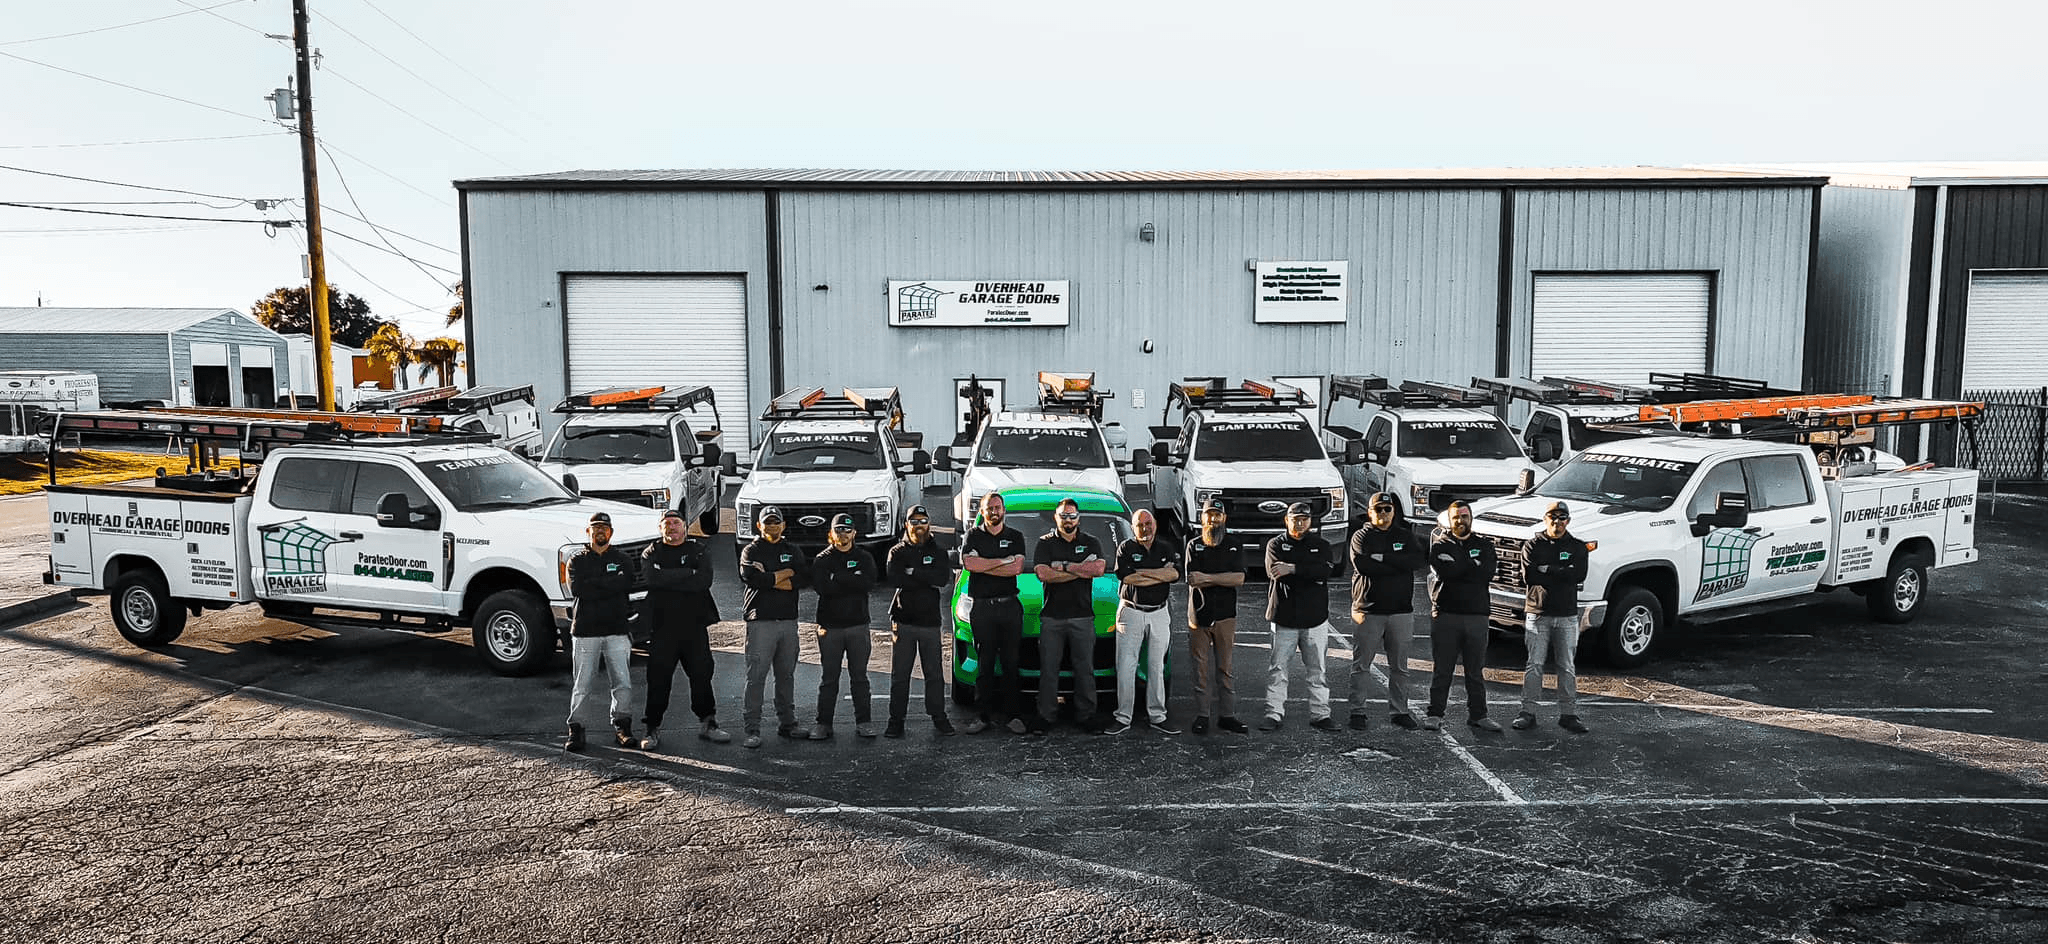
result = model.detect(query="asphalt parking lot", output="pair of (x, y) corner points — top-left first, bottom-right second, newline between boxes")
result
(3, 488), (2046, 943)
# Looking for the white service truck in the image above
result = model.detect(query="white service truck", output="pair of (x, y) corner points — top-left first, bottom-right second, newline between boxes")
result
(355, 384), (544, 458)
(1468, 397), (1983, 667)
(1323, 376), (1537, 521)
(538, 385), (728, 535)
(732, 386), (930, 550)
(42, 410), (658, 676)
(937, 371), (1143, 526)
(1147, 378), (1356, 556)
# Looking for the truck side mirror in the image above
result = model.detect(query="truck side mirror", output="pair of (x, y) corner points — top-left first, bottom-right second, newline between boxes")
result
(1531, 437), (1558, 464)
(561, 473), (580, 497)
(1125, 448), (1150, 475)
(700, 441), (723, 467)
(905, 449), (931, 476)
(1343, 439), (1366, 465)
(1691, 491), (1749, 537)
(1150, 441), (1174, 469)
(1365, 450), (1383, 465)
(718, 452), (738, 477)
(375, 492), (414, 528)
(933, 445), (954, 473)
(1516, 468), (1537, 495)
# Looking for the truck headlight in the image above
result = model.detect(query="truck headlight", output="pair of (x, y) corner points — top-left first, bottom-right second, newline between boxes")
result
(1194, 487), (1221, 509)
(735, 499), (757, 538)
(870, 497), (892, 531)
(1410, 484), (1434, 509)
(966, 495), (981, 524)
(1324, 487), (1346, 521)
(557, 543), (582, 597)
(643, 488), (671, 509)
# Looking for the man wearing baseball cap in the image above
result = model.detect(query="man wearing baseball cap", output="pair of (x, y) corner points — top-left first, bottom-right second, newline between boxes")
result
(1347, 492), (1425, 730)
(810, 513), (880, 739)
(1183, 497), (1248, 735)
(737, 505), (811, 748)
(1426, 500), (1499, 732)
(638, 508), (728, 750)
(1518, 500), (1591, 733)
(1261, 502), (1341, 732)
(563, 511), (637, 752)
(885, 505), (957, 737)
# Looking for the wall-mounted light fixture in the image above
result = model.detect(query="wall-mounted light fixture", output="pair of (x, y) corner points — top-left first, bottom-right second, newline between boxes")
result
(813, 284), (830, 291)
(1139, 222), (1156, 242)
(1142, 338), (1155, 354)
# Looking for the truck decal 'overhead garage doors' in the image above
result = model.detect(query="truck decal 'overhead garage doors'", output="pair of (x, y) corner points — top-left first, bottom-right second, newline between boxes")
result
(1531, 273), (1710, 385)
(1962, 271), (2048, 390)
(564, 275), (748, 437)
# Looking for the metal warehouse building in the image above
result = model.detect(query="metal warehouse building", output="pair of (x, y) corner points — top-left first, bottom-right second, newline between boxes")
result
(0, 307), (290, 409)
(1716, 162), (2048, 477)
(455, 168), (1824, 445)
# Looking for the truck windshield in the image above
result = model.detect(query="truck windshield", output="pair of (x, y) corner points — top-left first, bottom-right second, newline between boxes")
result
(1568, 417), (1636, 449)
(975, 426), (1110, 469)
(758, 428), (887, 471)
(1398, 420), (1523, 460)
(545, 423), (673, 464)
(418, 452), (578, 511)
(1536, 453), (1698, 510)
(1194, 418), (1325, 462)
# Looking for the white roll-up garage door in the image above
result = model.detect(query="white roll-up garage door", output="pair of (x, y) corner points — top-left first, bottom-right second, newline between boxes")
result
(1962, 271), (2048, 390)
(1531, 273), (1711, 385)
(564, 275), (750, 441)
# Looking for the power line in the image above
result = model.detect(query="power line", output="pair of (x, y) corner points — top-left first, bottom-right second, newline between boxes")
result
(326, 247), (435, 313)
(0, 161), (282, 203)
(355, 0), (544, 122)
(0, 48), (273, 126)
(317, 139), (454, 208)
(318, 140), (459, 290)
(310, 8), (545, 151)
(0, 0), (247, 46)
(322, 66), (514, 170)
(168, 0), (278, 40)
(320, 203), (455, 255)
(0, 202), (274, 223)
(323, 227), (460, 275)
(0, 132), (291, 150)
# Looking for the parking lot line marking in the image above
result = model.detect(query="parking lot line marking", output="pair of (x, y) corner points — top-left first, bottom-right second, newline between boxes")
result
(1247, 846), (1472, 898)
(1577, 703), (1993, 714)
(1339, 820), (1637, 887)
(1436, 728), (1527, 804)
(785, 797), (2048, 815)
(1792, 817), (2048, 875)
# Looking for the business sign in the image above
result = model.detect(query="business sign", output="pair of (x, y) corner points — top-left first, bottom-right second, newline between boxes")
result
(890, 280), (1070, 327)
(1253, 261), (1348, 323)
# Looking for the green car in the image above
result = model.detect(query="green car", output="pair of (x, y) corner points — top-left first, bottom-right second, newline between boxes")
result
(948, 485), (1167, 706)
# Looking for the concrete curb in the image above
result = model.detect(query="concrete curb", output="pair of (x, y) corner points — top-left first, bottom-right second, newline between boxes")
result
(0, 589), (81, 627)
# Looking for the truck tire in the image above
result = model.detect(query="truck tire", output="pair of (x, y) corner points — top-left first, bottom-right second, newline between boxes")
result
(697, 506), (721, 536)
(1598, 586), (1663, 668)
(471, 590), (555, 676)
(110, 568), (186, 647)
(1865, 554), (1928, 624)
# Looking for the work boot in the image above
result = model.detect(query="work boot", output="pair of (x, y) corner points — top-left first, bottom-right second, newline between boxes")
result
(932, 716), (957, 736)
(639, 728), (661, 751)
(1390, 714), (1419, 730)
(742, 730), (764, 749)
(855, 722), (880, 738)
(563, 722), (586, 753)
(613, 718), (636, 749)
(700, 718), (732, 744)
(809, 724), (834, 740)
(1348, 714), (1372, 731)
(1469, 717), (1503, 732)
(1217, 717), (1250, 735)
(884, 719), (906, 739)
(1559, 715), (1590, 734)
(1512, 711), (1537, 730)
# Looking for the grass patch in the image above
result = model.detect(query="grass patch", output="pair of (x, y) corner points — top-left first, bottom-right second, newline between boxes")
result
(0, 449), (204, 496)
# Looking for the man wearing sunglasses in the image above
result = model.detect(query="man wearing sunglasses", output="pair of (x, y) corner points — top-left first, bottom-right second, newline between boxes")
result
(1426, 500), (1498, 732)
(1261, 502), (1341, 733)
(811, 513), (880, 739)
(1032, 497), (1107, 734)
(1348, 492), (1424, 731)
(886, 505), (956, 738)
(1517, 500), (1591, 733)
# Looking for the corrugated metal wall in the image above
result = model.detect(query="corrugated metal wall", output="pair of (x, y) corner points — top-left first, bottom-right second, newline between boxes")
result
(0, 332), (170, 401)
(1507, 186), (1815, 389)
(174, 313), (289, 406)
(464, 190), (770, 428)
(777, 188), (1502, 443)
(1805, 184), (1914, 395)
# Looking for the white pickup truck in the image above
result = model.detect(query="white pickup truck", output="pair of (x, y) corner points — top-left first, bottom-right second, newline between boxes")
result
(938, 371), (1141, 526)
(1469, 409), (1980, 667)
(1148, 378), (1355, 555)
(1324, 376), (1537, 521)
(733, 386), (930, 549)
(42, 411), (658, 676)
(538, 384), (728, 535)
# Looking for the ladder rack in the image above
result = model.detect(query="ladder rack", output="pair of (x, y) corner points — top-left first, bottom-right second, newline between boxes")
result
(554, 384), (715, 414)
(1036, 370), (1114, 418)
(761, 386), (903, 424)
(1166, 377), (1312, 419)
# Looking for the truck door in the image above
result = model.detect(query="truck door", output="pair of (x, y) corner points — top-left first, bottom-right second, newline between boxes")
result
(1738, 453), (1833, 600)
(1680, 458), (1760, 611)
(250, 457), (352, 605)
(1523, 409), (1566, 471)
(672, 416), (712, 520)
(329, 459), (449, 612)
(1362, 415), (1394, 498)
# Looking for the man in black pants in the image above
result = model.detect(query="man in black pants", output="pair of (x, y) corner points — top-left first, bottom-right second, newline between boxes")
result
(1032, 497), (1107, 735)
(811, 513), (880, 739)
(959, 491), (1028, 735)
(1426, 500), (1500, 732)
(639, 509), (728, 749)
(886, 505), (956, 738)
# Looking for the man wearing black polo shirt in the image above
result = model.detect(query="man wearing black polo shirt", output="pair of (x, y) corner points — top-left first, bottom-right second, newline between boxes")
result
(1183, 498), (1248, 735)
(1104, 508), (1181, 736)
(1262, 502), (1341, 732)
(1032, 497), (1107, 734)
(959, 491), (1028, 735)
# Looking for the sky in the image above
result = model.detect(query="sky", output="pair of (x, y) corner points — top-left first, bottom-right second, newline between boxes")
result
(4, 0), (2046, 343)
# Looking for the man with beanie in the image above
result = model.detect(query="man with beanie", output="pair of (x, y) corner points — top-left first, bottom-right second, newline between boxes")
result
(1427, 500), (1499, 732)
(811, 513), (880, 739)
(1183, 498), (1248, 735)
(639, 508), (728, 749)
(1517, 500), (1591, 734)
(886, 505), (956, 738)
(1261, 502), (1341, 732)
(1347, 492), (1424, 730)
(737, 506), (811, 748)
(565, 511), (636, 752)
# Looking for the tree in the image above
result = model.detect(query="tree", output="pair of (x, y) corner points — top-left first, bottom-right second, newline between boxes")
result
(251, 285), (390, 348)
(414, 337), (464, 387)
(445, 282), (464, 329)
(363, 323), (418, 391)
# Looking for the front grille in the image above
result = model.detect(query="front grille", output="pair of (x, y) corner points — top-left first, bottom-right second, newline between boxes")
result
(588, 489), (659, 508)
(776, 503), (875, 542)
(614, 539), (653, 591)
(1428, 485), (1518, 512)
(1218, 488), (1329, 531)
(1486, 533), (1529, 593)
(1477, 511), (1540, 527)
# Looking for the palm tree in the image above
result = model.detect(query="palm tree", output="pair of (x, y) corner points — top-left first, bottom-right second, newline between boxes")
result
(414, 337), (464, 388)
(364, 323), (418, 391)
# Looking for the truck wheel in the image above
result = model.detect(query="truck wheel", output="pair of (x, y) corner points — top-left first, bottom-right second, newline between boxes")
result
(110, 569), (185, 647)
(471, 590), (555, 676)
(1599, 586), (1663, 668)
(697, 506), (721, 536)
(1865, 554), (1928, 624)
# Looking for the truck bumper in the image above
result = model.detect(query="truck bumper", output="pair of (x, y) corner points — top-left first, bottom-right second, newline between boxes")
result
(550, 590), (649, 630)
(1488, 587), (1604, 633)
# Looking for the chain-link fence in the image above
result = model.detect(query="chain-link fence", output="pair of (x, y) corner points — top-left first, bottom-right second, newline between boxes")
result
(1962, 387), (2048, 482)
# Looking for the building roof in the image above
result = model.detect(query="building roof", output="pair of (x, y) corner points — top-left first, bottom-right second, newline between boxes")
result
(0, 307), (242, 335)
(1691, 161), (2048, 190)
(457, 166), (1824, 192)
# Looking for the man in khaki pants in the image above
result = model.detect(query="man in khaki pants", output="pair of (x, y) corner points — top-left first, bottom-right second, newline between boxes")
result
(1183, 499), (1248, 735)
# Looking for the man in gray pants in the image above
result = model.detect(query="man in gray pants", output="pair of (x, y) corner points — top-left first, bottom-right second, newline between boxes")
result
(737, 506), (811, 748)
(1516, 500), (1591, 734)
(1032, 497), (1107, 734)
(1347, 493), (1424, 730)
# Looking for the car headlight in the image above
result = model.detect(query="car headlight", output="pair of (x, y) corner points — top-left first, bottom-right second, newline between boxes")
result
(557, 543), (582, 597)
(643, 488), (671, 508)
(1410, 484), (1434, 509)
(870, 497), (891, 531)
(735, 499), (757, 538)
(955, 591), (973, 624)
(1324, 487), (1347, 521)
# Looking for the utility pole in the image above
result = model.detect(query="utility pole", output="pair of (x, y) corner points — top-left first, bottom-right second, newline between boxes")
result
(293, 0), (335, 411)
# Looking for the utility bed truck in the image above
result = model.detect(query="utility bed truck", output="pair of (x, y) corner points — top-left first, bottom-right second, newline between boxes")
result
(1323, 376), (1536, 520)
(1468, 395), (1983, 667)
(937, 371), (1145, 527)
(733, 386), (930, 551)
(41, 410), (658, 676)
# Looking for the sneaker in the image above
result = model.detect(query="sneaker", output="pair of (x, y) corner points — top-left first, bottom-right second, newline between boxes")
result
(1006, 717), (1029, 735)
(809, 724), (834, 740)
(638, 728), (661, 751)
(1217, 717), (1250, 735)
(855, 722), (880, 738)
(1152, 719), (1182, 736)
(563, 722), (586, 753)
(1191, 717), (1210, 736)
(1390, 714), (1419, 730)
(933, 716), (957, 736)
(778, 724), (810, 740)
(1469, 717), (1503, 732)
(1559, 715), (1590, 734)
(742, 731), (764, 749)
(961, 719), (989, 735)
(1098, 721), (1130, 736)
(1347, 714), (1372, 731)
(1309, 717), (1342, 732)
(1028, 719), (1050, 738)
(1256, 716), (1283, 732)
(884, 720), (906, 739)
(613, 720), (637, 749)
(1511, 711), (1537, 730)
(1422, 716), (1443, 731)
(700, 719), (732, 744)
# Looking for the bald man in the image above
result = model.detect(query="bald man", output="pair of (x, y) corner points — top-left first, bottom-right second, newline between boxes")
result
(1103, 508), (1182, 736)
